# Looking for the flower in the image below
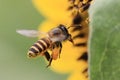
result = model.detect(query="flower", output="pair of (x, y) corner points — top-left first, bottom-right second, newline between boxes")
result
(32, 0), (72, 24)
(32, 0), (89, 80)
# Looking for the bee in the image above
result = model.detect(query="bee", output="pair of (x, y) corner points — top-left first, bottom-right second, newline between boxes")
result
(17, 24), (74, 67)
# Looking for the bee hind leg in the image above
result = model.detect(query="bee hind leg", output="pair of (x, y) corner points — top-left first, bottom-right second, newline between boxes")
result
(44, 51), (50, 61)
(46, 58), (53, 68)
(44, 51), (53, 68)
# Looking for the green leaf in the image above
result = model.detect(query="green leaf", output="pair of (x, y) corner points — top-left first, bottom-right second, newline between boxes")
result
(89, 0), (120, 80)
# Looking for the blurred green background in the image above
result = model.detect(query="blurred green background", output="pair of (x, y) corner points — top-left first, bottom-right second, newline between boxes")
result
(0, 0), (67, 80)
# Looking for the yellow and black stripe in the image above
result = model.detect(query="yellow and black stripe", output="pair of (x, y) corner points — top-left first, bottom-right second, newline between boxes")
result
(28, 38), (52, 58)
(68, 0), (93, 78)
(68, 0), (93, 12)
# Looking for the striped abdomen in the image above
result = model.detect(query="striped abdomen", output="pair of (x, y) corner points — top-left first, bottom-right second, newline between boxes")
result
(28, 38), (52, 58)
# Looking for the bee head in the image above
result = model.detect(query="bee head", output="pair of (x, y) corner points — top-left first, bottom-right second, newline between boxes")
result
(58, 24), (69, 36)
(58, 24), (74, 44)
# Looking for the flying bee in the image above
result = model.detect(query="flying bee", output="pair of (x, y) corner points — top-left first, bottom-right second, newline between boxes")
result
(17, 24), (74, 67)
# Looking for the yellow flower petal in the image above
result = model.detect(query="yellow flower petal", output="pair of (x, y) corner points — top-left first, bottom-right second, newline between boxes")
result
(68, 71), (88, 80)
(32, 0), (72, 24)
(32, 0), (91, 80)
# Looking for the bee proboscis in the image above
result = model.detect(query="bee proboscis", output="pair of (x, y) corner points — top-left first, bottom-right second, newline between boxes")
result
(17, 24), (74, 67)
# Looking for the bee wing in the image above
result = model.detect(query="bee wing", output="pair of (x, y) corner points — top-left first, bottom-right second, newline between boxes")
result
(16, 29), (47, 38)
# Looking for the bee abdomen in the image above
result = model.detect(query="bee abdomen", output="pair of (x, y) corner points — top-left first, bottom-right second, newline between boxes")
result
(28, 38), (51, 57)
